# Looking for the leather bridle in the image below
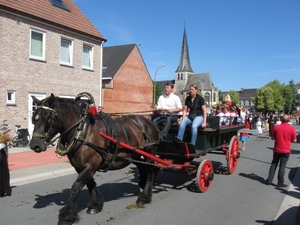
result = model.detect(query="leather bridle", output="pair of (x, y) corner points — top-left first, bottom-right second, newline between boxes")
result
(31, 105), (59, 144)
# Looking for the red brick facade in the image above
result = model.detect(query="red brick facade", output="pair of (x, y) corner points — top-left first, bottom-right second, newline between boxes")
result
(103, 46), (153, 113)
(0, 0), (105, 131)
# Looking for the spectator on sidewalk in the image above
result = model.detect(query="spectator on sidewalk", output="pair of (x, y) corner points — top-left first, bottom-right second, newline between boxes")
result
(0, 126), (12, 197)
(266, 114), (297, 188)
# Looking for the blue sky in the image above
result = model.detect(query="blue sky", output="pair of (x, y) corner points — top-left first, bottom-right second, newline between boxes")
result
(74, 0), (300, 91)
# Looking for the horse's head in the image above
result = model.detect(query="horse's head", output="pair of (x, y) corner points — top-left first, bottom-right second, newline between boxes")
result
(30, 93), (61, 152)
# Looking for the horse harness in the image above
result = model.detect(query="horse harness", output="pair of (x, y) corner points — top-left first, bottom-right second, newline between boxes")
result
(32, 93), (157, 171)
(55, 110), (154, 171)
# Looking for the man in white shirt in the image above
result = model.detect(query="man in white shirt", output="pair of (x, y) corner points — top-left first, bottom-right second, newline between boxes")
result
(153, 82), (182, 140)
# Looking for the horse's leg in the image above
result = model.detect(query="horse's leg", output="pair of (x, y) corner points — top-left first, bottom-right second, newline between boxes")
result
(86, 177), (104, 214)
(58, 180), (83, 225)
(136, 163), (147, 189)
(58, 169), (94, 225)
(136, 164), (157, 207)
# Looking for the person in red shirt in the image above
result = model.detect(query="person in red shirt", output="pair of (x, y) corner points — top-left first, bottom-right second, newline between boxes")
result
(266, 114), (297, 187)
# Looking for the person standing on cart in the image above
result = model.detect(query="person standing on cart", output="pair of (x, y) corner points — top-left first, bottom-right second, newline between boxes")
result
(153, 82), (182, 140)
(174, 84), (207, 145)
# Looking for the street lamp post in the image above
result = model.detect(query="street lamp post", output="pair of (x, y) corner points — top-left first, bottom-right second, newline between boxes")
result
(153, 64), (166, 105)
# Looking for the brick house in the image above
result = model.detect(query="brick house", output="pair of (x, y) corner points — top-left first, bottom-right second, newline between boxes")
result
(102, 44), (153, 113)
(0, 0), (106, 134)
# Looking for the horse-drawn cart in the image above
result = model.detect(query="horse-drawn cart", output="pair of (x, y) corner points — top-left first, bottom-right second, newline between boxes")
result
(101, 116), (245, 193)
(30, 92), (246, 224)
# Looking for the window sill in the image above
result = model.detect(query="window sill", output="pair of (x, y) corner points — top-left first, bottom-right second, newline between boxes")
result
(60, 63), (74, 68)
(82, 67), (94, 72)
(29, 57), (47, 63)
(6, 103), (17, 106)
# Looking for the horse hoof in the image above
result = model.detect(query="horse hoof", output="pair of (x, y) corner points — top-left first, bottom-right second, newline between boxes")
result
(136, 201), (146, 208)
(137, 204), (145, 208)
(57, 221), (72, 225)
(86, 207), (99, 214)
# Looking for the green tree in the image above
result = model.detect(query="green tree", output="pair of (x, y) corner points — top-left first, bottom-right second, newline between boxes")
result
(252, 86), (275, 112)
(265, 80), (284, 111)
(218, 90), (223, 102)
(281, 84), (293, 113)
(228, 90), (239, 105)
(153, 82), (162, 104)
(289, 80), (300, 113)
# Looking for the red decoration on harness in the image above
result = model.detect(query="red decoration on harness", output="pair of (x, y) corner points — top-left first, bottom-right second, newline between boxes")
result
(88, 106), (97, 116)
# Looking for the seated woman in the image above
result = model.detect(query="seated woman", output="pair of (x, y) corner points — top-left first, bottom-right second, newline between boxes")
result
(173, 84), (207, 145)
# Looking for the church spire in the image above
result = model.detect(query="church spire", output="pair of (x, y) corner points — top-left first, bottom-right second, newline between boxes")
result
(175, 23), (194, 73)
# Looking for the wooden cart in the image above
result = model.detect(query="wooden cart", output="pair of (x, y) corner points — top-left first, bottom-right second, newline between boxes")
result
(100, 116), (245, 192)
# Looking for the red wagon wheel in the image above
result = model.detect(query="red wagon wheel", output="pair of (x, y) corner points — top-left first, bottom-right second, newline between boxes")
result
(196, 159), (214, 192)
(227, 135), (240, 174)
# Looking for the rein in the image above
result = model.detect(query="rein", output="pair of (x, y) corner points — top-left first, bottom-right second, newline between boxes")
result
(49, 117), (86, 146)
(108, 110), (154, 116)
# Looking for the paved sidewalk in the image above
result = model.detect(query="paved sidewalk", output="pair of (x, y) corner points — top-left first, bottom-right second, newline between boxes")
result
(8, 147), (75, 185)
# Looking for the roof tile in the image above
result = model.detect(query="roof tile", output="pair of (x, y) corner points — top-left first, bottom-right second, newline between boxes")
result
(0, 0), (105, 40)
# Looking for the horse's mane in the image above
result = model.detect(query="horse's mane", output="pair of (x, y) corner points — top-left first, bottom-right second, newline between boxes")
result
(43, 96), (82, 117)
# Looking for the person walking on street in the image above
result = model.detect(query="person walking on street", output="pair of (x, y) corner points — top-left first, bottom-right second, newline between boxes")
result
(240, 117), (251, 151)
(256, 116), (263, 136)
(268, 113), (275, 138)
(266, 114), (297, 188)
(153, 82), (182, 140)
(173, 84), (207, 146)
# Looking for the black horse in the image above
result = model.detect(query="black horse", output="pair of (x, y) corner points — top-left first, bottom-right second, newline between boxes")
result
(30, 93), (159, 225)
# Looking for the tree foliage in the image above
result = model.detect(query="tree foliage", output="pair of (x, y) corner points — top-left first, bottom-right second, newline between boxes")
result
(252, 79), (299, 113)
(289, 80), (300, 113)
(228, 90), (239, 105)
(252, 86), (275, 111)
(218, 90), (223, 102)
(153, 82), (162, 104)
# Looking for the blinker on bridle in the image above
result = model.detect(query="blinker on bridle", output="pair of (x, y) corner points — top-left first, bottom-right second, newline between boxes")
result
(32, 106), (58, 141)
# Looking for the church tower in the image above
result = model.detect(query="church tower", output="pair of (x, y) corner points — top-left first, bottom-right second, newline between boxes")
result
(174, 25), (194, 98)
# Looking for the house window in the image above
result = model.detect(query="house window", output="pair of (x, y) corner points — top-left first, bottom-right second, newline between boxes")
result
(204, 92), (210, 107)
(60, 38), (73, 66)
(82, 44), (93, 70)
(30, 29), (46, 60)
(6, 91), (16, 105)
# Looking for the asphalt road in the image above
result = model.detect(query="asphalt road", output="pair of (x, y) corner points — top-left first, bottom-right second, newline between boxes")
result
(0, 133), (300, 225)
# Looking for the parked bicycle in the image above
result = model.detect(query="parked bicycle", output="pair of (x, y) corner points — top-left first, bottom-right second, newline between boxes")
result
(2, 120), (30, 148)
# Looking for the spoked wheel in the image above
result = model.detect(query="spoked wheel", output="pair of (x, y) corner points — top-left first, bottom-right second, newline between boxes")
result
(227, 135), (240, 174)
(196, 159), (214, 192)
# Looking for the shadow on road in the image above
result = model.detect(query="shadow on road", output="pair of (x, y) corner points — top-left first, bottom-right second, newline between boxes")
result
(256, 206), (300, 225)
